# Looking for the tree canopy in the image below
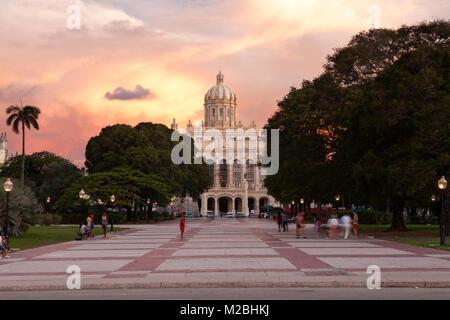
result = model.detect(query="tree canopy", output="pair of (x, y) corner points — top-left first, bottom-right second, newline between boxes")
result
(265, 21), (450, 230)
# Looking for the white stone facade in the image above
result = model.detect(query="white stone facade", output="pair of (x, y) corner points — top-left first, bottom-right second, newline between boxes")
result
(174, 72), (277, 217)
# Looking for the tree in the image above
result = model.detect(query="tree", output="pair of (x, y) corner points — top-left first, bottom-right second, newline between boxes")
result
(0, 151), (82, 205)
(56, 167), (172, 212)
(6, 104), (41, 187)
(342, 47), (449, 230)
(264, 20), (449, 230)
(85, 122), (211, 201)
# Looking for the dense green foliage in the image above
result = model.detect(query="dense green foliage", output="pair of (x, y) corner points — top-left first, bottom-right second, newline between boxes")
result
(0, 151), (82, 206)
(265, 21), (450, 230)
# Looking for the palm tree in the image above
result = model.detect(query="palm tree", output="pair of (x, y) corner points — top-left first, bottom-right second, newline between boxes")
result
(6, 104), (41, 187)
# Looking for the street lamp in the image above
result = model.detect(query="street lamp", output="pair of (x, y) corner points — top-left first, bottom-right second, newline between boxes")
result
(79, 189), (86, 228)
(146, 198), (150, 224)
(291, 200), (295, 216)
(110, 194), (115, 232)
(438, 176), (447, 246)
(431, 195), (436, 202)
(46, 197), (51, 214)
(3, 178), (13, 244)
(300, 198), (305, 212)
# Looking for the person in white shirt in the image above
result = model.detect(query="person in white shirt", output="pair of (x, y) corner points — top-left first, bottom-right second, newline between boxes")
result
(327, 216), (339, 239)
(340, 214), (352, 240)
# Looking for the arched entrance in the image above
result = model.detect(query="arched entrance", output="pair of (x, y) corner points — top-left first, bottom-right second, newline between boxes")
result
(207, 197), (215, 212)
(248, 197), (255, 212)
(218, 197), (232, 214)
(259, 197), (269, 208)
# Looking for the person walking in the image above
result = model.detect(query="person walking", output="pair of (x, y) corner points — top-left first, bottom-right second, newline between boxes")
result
(340, 214), (352, 240)
(180, 212), (186, 238)
(352, 210), (359, 238)
(276, 212), (282, 232)
(86, 215), (92, 239)
(296, 212), (306, 239)
(327, 215), (339, 239)
(101, 212), (108, 238)
(314, 214), (322, 233)
(282, 211), (289, 232)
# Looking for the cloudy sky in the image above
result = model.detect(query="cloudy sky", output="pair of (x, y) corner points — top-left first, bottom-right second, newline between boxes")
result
(0, 0), (448, 166)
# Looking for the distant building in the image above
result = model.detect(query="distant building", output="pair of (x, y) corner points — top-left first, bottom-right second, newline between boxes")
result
(0, 133), (8, 165)
(172, 72), (278, 216)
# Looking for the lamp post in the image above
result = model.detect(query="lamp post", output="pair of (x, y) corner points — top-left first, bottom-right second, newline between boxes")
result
(335, 195), (340, 213)
(291, 200), (295, 216)
(438, 176), (447, 246)
(110, 194), (115, 232)
(79, 189), (86, 228)
(46, 197), (51, 214)
(146, 198), (150, 224)
(3, 178), (13, 244)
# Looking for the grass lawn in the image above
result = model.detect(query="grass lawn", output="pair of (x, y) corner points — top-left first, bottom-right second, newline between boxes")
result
(9, 226), (127, 251)
(359, 224), (450, 252)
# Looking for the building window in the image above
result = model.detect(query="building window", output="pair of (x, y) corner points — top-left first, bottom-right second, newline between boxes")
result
(212, 108), (215, 120)
(246, 160), (255, 190)
(233, 160), (241, 187)
(206, 108), (209, 121)
(208, 164), (215, 187)
(227, 108), (230, 120)
(219, 160), (227, 188)
(219, 108), (223, 120)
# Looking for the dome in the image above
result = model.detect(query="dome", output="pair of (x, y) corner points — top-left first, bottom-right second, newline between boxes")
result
(204, 72), (236, 101)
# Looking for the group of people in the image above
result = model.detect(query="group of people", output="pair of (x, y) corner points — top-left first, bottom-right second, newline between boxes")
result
(326, 211), (359, 240)
(276, 209), (359, 240)
(79, 212), (109, 240)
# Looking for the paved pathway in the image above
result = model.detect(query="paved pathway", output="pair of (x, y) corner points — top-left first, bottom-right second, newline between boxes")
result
(1, 218), (450, 290)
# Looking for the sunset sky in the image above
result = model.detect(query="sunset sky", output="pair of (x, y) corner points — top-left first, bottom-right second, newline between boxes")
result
(0, 0), (448, 167)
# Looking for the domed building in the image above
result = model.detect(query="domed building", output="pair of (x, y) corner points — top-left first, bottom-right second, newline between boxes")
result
(172, 72), (278, 217)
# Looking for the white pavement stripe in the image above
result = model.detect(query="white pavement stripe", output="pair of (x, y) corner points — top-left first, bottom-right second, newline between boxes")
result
(70, 244), (160, 250)
(182, 243), (269, 248)
(155, 257), (296, 271)
(36, 250), (150, 258)
(287, 242), (380, 248)
(299, 248), (413, 255)
(319, 257), (450, 269)
(172, 248), (279, 256)
(0, 260), (132, 273)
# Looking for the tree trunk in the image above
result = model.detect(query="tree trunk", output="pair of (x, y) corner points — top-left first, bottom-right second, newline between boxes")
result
(389, 198), (407, 231)
(21, 122), (25, 187)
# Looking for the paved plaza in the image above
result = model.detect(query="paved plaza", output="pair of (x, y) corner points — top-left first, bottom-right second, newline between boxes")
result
(1, 218), (450, 291)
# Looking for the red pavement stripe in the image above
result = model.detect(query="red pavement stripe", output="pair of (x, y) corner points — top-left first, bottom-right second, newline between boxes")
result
(274, 248), (338, 270)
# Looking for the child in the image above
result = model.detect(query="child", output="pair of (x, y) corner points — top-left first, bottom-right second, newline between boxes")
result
(180, 212), (186, 238)
(0, 235), (10, 258)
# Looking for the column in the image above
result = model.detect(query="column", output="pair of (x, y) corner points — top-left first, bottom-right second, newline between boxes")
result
(255, 165), (260, 190)
(201, 194), (207, 216)
(214, 163), (220, 188)
(214, 198), (219, 216)
(228, 164), (234, 188)
(255, 198), (260, 216)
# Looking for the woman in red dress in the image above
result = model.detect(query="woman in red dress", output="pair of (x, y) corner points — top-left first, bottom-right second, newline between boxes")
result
(180, 212), (186, 238)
